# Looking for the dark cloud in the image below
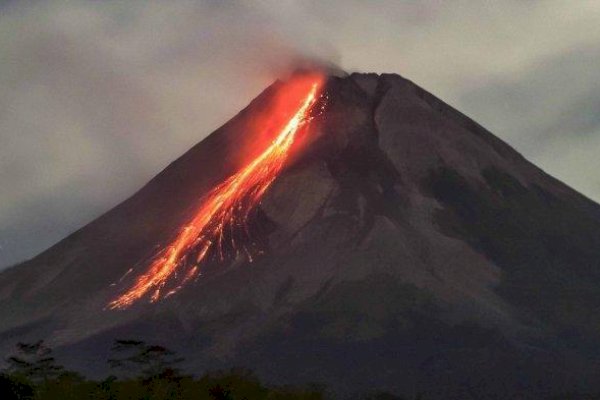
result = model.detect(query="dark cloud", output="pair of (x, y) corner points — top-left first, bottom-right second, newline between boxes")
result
(1, 1), (600, 268)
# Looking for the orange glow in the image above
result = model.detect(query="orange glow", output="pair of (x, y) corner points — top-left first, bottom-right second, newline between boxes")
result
(108, 75), (324, 309)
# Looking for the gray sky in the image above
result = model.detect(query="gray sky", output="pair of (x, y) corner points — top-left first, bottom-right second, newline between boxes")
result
(1, 0), (600, 269)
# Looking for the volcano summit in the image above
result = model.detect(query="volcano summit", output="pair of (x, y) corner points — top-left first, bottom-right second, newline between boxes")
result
(2, 72), (600, 399)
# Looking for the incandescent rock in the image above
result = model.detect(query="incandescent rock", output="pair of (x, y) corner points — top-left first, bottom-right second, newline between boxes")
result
(1, 72), (600, 399)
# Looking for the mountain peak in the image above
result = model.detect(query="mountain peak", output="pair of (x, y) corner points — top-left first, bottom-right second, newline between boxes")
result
(2, 71), (600, 398)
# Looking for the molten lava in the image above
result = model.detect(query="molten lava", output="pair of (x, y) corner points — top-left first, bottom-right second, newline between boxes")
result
(108, 76), (324, 309)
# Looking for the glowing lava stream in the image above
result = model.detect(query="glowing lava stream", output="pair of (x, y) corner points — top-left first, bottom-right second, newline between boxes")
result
(108, 78), (324, 310)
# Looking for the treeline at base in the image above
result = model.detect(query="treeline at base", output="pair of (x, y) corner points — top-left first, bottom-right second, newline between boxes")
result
(0, 340), (422, 400)
(0, 339), (338, 400)
(6, 339), (595, 400)
(1, 367), (331, 400)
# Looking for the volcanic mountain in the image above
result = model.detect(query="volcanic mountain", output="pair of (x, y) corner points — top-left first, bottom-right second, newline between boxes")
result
(2, 71), (600, 399)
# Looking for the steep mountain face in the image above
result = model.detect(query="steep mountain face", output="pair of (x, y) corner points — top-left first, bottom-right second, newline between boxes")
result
(2, 72), (600, 399)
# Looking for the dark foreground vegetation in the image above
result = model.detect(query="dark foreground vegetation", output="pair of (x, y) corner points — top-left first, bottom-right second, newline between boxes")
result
(2, 340), (599, 400)
(0, 340), (331, 400)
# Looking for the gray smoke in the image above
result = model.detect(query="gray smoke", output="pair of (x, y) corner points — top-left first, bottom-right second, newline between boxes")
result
(0, 0), (337, 268)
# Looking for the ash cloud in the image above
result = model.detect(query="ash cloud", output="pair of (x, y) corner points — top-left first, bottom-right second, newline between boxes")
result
(2, 0), (600, 268)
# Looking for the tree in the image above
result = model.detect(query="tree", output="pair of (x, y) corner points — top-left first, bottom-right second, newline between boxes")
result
(208, 384), (233, 400)
(108, 339), (185, 380)
(4, 341), (64, 383)
(0, 373), (34, 400)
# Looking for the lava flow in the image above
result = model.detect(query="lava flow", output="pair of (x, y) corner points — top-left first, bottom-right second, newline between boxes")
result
(108, 76), (324, 309)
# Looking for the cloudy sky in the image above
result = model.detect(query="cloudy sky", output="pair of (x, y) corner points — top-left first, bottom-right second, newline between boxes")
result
(1, 0), (600, 269)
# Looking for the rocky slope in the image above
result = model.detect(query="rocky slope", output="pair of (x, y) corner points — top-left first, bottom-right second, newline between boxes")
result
(2, 72), (600, 399)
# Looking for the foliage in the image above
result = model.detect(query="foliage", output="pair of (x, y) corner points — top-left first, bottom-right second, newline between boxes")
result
(108, 339), (185, 380)
(4, 341), (64, 383)
(0, 340), (330, 400)
(0, 373), (34, 400)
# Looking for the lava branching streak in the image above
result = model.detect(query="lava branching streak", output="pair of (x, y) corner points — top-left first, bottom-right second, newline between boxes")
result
(108, 77), (324, 309)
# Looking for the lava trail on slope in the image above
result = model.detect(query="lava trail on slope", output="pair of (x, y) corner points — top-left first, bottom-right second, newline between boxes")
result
(108, 75), (325, 309)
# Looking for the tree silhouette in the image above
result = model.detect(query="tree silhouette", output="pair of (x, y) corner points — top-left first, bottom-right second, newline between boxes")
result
(208, 384), (233, 400)
(108, 339), (184, 380)
(0, 373), (34, 400)
(0, 339), (331, 399)
(4, 341), (64, 383)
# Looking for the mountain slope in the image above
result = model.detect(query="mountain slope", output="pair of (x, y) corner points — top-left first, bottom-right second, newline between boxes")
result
(2, 72), (600, 399)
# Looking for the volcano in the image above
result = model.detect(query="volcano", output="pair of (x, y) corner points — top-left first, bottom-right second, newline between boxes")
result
(2, 71), (600, 399)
